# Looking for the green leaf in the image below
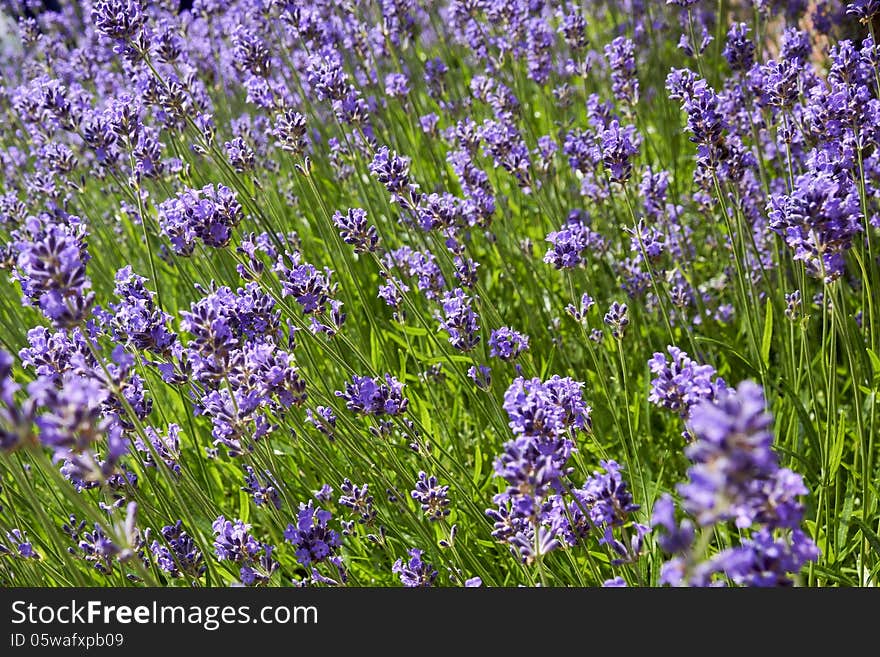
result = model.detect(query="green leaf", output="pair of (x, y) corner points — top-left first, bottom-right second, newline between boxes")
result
(472, 443), (483, 488)
(694, 336), (760, 376)
(774, 377), (822, 471)
(851, 518), (880, 558)
(400, 325), (427, 337)
(837, 491), (855, 551)
(239, 489), (250, 524)
(828, 421), (846, 480)
(761, 299), (773, 368)
(809, 564), (857, 586)
(868, 348), (880, 386)
(370, 327), (381, 370)
(419, 403), (433, 438)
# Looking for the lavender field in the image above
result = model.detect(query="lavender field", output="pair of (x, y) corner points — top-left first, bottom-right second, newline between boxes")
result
(0, 0), (877, 587)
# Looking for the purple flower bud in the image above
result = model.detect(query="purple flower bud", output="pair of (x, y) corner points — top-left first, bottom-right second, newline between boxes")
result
(157, 185), (243, 256)
(411, 472), (451, 521)
(91, 0), (145, 41)
(332, 208), (379, 254)
(392, 548), (437, 587)
(335, 374), (408, 416)
(284, 501), (340, 566)
(488, 327), (530, 361)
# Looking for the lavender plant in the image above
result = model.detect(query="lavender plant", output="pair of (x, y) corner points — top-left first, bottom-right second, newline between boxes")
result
(0, 0), (876, 588)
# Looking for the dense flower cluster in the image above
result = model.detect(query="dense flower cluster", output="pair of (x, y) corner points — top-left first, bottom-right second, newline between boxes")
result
(767, 170), (863, 281)
(150, 521), (205, 580)
(157, 185), (243, 256)
(652, 382), (819, 586)
(488, 327), (530, 361)
(15, 217), (94, 328)
(483, 376), (630, 563)
(212, 516), (278, 586)
(284, 502), (341, 567)
(0, 0), (865, 590)
(335, 374), (408, 416)
(648, 346), (730, 418)
(392, 548), (437, 587)
(411, 472), (451, 521)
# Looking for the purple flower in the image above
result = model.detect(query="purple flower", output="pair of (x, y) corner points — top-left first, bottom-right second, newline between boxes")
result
(385, 73), (410, 97)
(306, 406), (337, 439)
(151, 521), (205, 579)
(338, 479), (376, 525)
(755, 59), (801, 109)
(419, 113), (439, 134)
(479, 119), (532, 189)
(510, 525), (562, 561)
(681, 382), (778, 526)
(723, 528), (821, 586)
(488, 375), (592, 555)
(157, 184), (243, 256)
(370, 146), (418, 206)
(180, 283), (284, 386)
(604, 36), (639, 105)
(780, 28), (812, 63)
(335, 374), (408, 416)
(393, 548), (437, 587)
(0, 351), (32, 451)
(503, 375), (591, 442)
(237, 341), (307, 409)
(232, 26), (271, 78)
(549, 460), (643, 559)
(651, 494), (696, 554)
(30, 373), (111, 452)
(424, 57), (448, 96)
(723, 23), (755, 71)
(332, 208), (379, 254)
(225, 137), (255, 173)
(601, 121), (641, 184)
(383, 247), (446, 300)
(284, 502), (341, 566)
(274, 252), (337, 316)
(563, 128), (600, 176)
(577, 460), (640, 528)
(134, 424), (181, 474)
(15, 219), (94, 328)
(648, 346), (727, 417)
(847, 0), (880, 22)
(212, 516), (277, 586)
(767, 169), (862, 281)
(603, 302), (629, 339)
(411, 472), (451, 521)
(272, 110), (308, 155)
(439, 288), (481, 352)
(109, 267), (176, 354)
(669, 73), (728, 174)
(0, 529), (39, 560)
(565, 293), (595, 322)
(653, 382), (818, 586)
(212, 516), (262, 563)
(544, 211), (605, 269)
(242, 465), (282, 509)
(307, 51), (350, 103)
(313, 484), (333, 503)
(66, 522), (120, 575)
(559, 7), (588, 51)
(488, 327), (530, 361)
(91, 0), (144, 41)
(467, 364), (492, 390)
